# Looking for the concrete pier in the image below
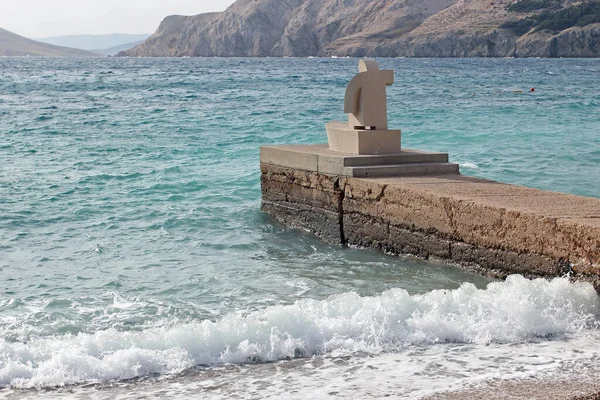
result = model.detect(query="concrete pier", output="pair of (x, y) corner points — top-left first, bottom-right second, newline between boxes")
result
(260, 59), (600, 288)
(260, 155), (600, 288)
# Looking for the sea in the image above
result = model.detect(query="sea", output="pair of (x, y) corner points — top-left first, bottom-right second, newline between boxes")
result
(0, 57), (599, 399)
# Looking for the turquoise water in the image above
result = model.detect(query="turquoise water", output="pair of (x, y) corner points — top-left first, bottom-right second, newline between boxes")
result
(0, 57), (599, 398)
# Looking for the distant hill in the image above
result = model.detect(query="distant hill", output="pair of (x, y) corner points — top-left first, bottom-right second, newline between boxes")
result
(121, 0), (600, 58)
(0, 27), (97, 57)
(92, 40), (147, 56)
(37, 33), (151, 51)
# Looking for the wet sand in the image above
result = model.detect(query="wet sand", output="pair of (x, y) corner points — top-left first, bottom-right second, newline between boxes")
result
(425, 378), (600, 400)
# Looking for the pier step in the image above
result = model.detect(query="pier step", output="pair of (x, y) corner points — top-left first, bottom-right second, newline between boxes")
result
(260, 145), (461, 178)
(349, 162), (460, 178)
(343, 152), (449, 167)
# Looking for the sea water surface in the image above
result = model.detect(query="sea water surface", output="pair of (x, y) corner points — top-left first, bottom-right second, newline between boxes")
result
(0, 57), (599, 398)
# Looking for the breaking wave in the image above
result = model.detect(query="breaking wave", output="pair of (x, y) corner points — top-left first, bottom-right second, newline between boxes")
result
(1, 275), (598, 388)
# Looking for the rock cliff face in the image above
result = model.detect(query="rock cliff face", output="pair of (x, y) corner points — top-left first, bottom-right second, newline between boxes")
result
(121, 0), (600, 57)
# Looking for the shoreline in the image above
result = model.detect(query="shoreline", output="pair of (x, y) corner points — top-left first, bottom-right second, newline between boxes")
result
(4, 357), (600, 399)
(425, 376), (600, 400)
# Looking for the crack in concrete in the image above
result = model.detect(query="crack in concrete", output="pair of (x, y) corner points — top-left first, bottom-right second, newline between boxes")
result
(334, 176), (347, 246)
(375, 185), (387, 202)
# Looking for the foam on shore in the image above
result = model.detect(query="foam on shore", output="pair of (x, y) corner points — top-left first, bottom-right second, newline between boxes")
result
(1, 275), (598, 389)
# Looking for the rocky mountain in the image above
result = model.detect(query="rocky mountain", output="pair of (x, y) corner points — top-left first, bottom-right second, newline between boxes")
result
(120, 0), (600, 58)
(0, 27), (96, 57)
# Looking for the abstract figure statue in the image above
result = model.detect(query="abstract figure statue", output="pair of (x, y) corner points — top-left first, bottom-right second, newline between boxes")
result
(344, 59), (394, 130)
(326, 59), (401, 155)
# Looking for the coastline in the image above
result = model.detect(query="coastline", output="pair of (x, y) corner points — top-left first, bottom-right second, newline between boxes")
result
(5, 357), (600, 399)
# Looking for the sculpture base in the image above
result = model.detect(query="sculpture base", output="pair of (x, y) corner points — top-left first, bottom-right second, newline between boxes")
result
(326, 121), (401, 155)
(260, 144), (459, 178)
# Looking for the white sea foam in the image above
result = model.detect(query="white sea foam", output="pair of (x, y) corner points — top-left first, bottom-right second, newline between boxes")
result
(459, 162), (480, 169)
(0, 276), (598, 389)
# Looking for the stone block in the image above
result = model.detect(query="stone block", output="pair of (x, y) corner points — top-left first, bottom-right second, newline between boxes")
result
(260, 146), (318, 172)
(326, 121), (401, 155)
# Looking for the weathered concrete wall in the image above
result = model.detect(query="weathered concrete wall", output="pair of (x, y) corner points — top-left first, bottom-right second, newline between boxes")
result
(261, 163), (600, 289)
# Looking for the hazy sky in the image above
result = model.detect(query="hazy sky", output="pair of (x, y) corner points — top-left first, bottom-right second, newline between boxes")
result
(1, 0), (236, 38)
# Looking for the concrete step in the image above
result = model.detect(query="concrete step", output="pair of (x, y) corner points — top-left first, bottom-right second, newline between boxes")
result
(350, 162), (460, 178)
(260, 144), (460, 178)
(343, 150), (449, 167)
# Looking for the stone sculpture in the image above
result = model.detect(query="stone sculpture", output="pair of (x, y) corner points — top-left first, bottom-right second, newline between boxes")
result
(326, 59), (402, 155)
(345, 59), (394, 130)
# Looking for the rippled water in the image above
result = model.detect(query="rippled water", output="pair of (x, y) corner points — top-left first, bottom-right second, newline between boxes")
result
(0, 57), (599, 398)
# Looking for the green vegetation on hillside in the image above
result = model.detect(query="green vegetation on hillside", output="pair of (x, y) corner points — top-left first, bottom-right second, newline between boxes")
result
(501, 18), (537, 35)
(535, 1), (600, 32)
(502, 1), (600, 35)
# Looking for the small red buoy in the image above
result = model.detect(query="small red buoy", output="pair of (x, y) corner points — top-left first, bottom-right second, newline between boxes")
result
(530, 87), (535, 92)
